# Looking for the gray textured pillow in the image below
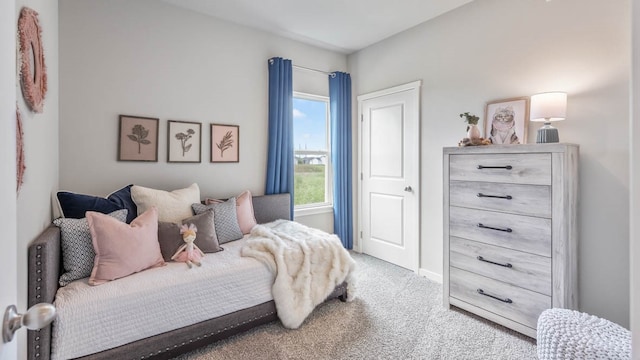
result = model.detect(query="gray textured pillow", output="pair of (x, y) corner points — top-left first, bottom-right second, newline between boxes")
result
(157, 209), (222, 261)
(53, 209), (128, 286)
(192, 198), (243, 243)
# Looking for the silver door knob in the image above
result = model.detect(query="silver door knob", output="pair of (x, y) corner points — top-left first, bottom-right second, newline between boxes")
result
(404, 186), (413, 192)
(3, 303), (56, 343)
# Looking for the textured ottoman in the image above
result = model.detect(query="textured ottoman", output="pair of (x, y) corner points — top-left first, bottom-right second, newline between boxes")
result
(537, 308), (631, 359)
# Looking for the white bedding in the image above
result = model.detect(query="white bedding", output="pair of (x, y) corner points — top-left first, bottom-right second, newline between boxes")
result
(51, 237), (274, 360)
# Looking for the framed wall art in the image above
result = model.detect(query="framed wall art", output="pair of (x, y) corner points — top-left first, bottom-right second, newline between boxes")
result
(168, 120), (202, 163)
(118, 115), (159, 162)
(18, 7), (47, 113)
(485, 97), (530, 145)
(211, 124), (239, 163)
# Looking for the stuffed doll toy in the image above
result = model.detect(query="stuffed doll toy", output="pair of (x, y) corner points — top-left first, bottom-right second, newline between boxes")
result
(171, 223), (204, 268)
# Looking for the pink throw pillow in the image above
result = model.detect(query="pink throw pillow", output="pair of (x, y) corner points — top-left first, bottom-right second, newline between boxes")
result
(206, 190), (257, 234)
(87, 207), (164, 285)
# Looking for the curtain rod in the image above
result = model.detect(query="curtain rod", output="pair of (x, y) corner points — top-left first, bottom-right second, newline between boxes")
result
(268, 58), (337, 78)
(293, 64), (335, 77)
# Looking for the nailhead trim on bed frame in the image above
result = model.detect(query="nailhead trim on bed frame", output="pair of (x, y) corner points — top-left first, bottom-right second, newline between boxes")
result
(28, 194), (295, 360)
(138, 311), (276, 359)
(34, 245), (43, 358)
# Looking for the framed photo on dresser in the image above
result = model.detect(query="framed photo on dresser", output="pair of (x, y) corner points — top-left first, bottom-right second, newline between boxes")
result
(485, 97), (530, 145)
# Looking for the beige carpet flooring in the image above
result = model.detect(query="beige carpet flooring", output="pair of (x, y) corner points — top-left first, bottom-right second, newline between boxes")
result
(174, 252), (537, 360)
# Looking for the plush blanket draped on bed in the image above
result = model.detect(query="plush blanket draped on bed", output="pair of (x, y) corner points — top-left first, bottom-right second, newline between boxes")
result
(241, 220), (356, 329)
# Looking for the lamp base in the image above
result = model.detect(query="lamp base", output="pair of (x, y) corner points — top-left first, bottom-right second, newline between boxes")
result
(536, 123), (559, 143)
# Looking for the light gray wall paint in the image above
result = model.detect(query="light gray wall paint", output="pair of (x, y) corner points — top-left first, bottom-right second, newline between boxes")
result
(349, 0), (631, 327)
(58, 0), (345, 240)
(0, 0), (17, 358)
(631, 0), (638, 355)
(15, 0), (59, 358)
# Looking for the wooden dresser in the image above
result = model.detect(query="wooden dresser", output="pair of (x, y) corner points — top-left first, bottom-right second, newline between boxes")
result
(443, 143), (579, 338)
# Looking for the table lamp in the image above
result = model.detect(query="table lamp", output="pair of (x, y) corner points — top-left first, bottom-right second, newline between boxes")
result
(530, 92), (567, 143)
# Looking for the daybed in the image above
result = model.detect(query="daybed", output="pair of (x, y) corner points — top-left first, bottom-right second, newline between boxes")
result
(27, 193), (349, 360)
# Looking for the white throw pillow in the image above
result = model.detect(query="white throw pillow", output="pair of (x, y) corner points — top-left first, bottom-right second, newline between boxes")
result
(131, 183), (200, 223)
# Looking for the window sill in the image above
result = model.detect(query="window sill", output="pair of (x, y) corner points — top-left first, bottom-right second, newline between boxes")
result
(294, 204), (334, 217)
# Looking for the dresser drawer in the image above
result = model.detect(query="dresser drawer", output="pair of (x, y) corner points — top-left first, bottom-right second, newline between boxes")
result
(449, 206), (551, 257)
(450, 267), (551, 329)
(449, 180), (551, 218)
(450, 237), (551, 295)
(449, 153), (551, 185)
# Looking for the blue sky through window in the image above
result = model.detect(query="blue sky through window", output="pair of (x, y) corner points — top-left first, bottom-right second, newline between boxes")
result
(293, 97), (327, 151)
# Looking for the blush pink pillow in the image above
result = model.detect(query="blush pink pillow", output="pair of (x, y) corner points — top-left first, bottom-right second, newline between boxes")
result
(86, 207), (164, 285)
(206, 190), (257, 234)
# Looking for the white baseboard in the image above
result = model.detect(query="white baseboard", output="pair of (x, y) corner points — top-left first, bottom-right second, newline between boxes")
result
(419, 268), (443, 283)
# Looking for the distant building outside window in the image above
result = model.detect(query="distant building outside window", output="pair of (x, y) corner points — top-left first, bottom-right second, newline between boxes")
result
(293, 93), (332, 209)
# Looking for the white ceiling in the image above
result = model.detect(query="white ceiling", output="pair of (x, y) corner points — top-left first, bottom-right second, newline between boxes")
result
(161, 0), (474, 54)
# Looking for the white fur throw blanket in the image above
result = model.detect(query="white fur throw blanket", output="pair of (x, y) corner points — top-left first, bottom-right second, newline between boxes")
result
(241, 220), (356, 329)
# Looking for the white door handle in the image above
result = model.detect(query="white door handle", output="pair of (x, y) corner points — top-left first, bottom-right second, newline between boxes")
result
(2, 303), (56, 343)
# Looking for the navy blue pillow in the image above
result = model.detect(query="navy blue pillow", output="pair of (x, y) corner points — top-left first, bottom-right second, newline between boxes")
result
(105, 185), (137, 222)
(57, 185), (137, 223)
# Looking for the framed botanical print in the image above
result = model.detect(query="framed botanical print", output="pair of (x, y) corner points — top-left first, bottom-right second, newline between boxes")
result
(210, 124), (239, 163)
(168, 120), (202, 163)
(118, 115), (159, 162)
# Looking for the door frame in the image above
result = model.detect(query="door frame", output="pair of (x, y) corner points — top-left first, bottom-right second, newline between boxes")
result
(356, 80), (421, 273)
(0, 0), (17, 358)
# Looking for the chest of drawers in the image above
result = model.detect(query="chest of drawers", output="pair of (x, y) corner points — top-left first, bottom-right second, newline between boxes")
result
(443, 144), (579, 338)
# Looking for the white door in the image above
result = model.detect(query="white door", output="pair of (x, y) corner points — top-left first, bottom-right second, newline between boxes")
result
(358, 81), (421, 272)
(0, 0), (17, 358)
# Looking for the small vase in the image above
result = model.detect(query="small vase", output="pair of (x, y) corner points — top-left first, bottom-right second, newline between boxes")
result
(467, 124), (481, 140)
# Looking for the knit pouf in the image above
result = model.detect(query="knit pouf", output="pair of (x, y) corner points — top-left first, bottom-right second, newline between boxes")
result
(537, 308), (631, 359)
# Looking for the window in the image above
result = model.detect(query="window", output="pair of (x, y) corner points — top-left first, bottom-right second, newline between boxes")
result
(293, 92), (332, 211)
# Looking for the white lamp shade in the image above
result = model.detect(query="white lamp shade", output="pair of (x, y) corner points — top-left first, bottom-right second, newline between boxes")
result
(530, 92), (567, 122)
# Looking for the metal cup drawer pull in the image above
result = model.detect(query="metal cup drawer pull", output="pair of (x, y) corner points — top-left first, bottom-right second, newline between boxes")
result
(477, 223), (513, 233)
(476, 165), (513, 170)
(476, 289), (513, 304)
(476, 256), (513, 268)
(477, 193), (513, 200)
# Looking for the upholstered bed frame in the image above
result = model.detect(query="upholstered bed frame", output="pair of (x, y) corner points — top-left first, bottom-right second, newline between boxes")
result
(27, 193), (348, 360)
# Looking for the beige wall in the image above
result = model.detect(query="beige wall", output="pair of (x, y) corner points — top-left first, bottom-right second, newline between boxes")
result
(631, 0), (638, 355)
(14, 0), (59, 358)
(349, 0), (631, 327)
